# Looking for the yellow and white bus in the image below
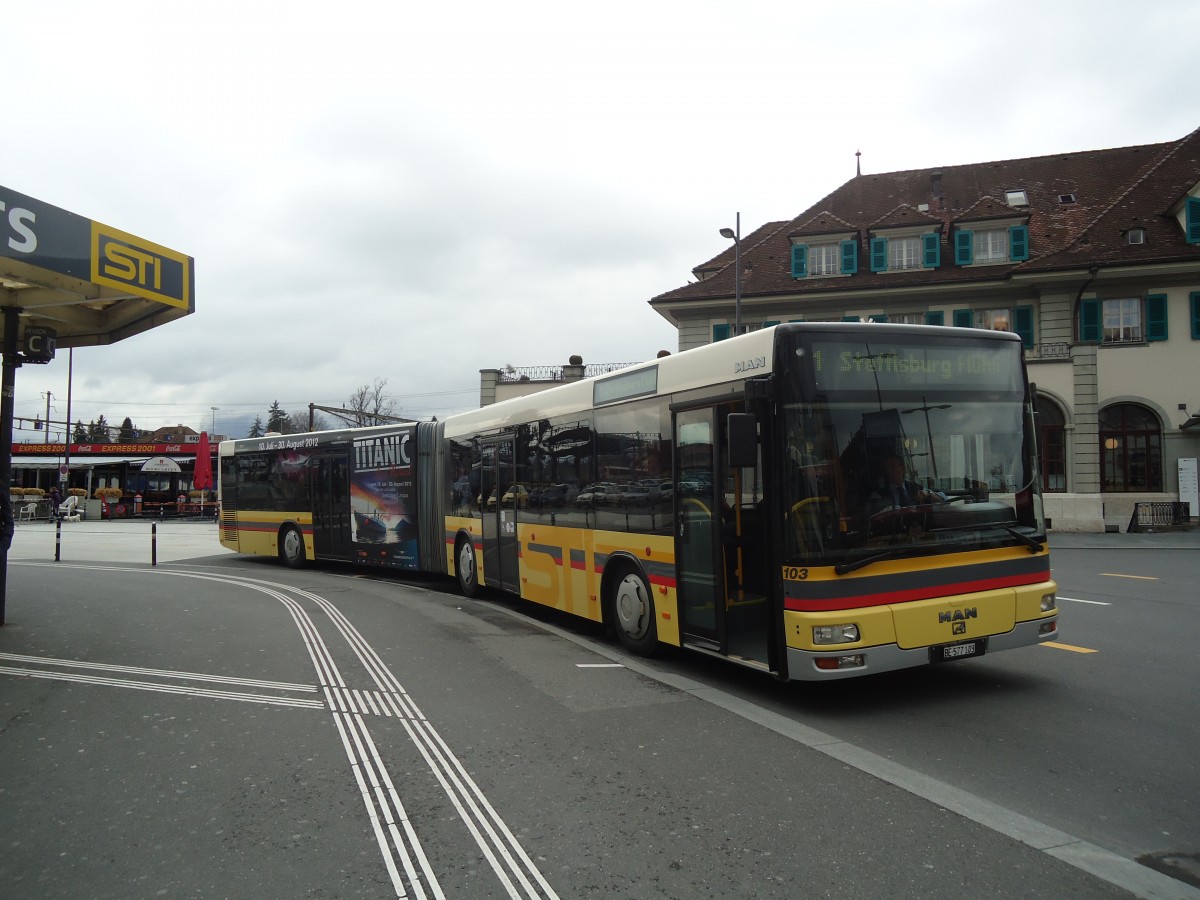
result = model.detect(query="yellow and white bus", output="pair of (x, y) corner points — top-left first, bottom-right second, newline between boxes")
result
(218, 323), (1058, 680)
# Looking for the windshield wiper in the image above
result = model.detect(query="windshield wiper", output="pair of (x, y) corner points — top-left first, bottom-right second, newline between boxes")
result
(835, 547), (908, 576)
(1003, 525), (1043, 553)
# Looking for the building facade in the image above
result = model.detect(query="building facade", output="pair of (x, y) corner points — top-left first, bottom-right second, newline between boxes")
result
(651, 128), (1200, 531)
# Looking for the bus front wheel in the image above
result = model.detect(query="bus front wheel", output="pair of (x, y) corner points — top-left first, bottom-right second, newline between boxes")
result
(456, 537), (480, 598)
(279, 525), (306, 568)
(610, 568), (658, 655)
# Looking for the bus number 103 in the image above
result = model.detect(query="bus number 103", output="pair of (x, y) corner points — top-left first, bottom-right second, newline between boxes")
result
(782, 567), (809, 581)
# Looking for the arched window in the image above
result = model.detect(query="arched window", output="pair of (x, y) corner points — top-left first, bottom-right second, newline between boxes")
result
(1036, 398), (1066, 492)
(1099, 403), (1162, 492)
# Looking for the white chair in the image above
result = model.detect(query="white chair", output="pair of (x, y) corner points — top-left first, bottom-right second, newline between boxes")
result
(57, 495), (80, 521)
(17, 502), (38, 522)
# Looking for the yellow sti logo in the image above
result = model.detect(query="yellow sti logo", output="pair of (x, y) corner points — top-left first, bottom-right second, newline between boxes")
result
(90, 222), (192, 311)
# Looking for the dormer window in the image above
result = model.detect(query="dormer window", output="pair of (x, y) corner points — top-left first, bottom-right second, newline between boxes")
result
(1126, 227), (1146, 245)
(1005, 189), (1029, 207)
(809, 243), (841, 276)
(953, 224), (1030, 265)
(867, 231), (940, 273)
(887, 235), (923, 270)
(790, 236), (858, 278)
(975, 228), (1009, 262)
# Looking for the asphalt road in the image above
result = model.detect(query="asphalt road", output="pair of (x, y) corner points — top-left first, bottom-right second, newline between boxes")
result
(1, 521), (1197, 898)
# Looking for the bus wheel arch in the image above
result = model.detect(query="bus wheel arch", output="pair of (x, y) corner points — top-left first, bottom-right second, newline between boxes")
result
(603, 557), (658, 656)
(455, 532), (481, 598)
(279, 523), (306, 568)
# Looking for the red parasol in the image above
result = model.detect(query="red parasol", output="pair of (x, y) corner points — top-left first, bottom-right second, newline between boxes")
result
(193, 431), (214, 491)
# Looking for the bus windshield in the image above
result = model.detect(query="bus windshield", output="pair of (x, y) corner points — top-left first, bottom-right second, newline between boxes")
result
(779, 330), (1044, 568)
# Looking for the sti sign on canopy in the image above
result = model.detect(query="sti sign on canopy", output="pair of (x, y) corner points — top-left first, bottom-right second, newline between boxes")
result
(1, 185), (193, 349)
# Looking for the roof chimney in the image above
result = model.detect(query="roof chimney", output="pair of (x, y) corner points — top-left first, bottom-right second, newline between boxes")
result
(931, 172), (943, 201)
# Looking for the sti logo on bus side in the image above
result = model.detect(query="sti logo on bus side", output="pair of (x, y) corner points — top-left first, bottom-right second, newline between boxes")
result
(735, 356), (767, 373)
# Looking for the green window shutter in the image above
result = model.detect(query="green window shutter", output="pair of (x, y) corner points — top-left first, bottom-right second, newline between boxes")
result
(712, 324), (732, 342)
(1009, 224), (1029, 261)
(954, 230), (973, 265)
(790, 244), (808, 278)
(1013, 305), (1034, 349)
(872, 314), (889, 323)
(1146, 294), (1168, 341)
(842, 314), (861, 322)
(840, 239), (858, 274)
(762, 320), (781, 329)
(925, 310), (945, 326)
(1191, 292), (1200, 339)
(1079, 298), (1101, 343)
(953, 308), (973, 328)
(1187, 197), (1200, 244)
(922, 232), (940, 268)
(870, 238), (888, 272)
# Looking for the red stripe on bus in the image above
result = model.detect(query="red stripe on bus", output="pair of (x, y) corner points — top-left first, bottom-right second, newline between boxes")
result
(784, 571), (1047, 612)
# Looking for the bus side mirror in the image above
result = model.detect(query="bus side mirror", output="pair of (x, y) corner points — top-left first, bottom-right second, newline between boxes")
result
(727, 413), (757, 468)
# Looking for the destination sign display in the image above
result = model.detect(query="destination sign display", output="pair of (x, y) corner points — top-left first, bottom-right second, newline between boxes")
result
(810, 339), (1023, 394)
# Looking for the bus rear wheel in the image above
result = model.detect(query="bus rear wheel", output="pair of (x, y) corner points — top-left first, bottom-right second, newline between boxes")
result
(456, 536), (480, 598)
(279, 524), (306, 568)
(611, 568), (657, 655)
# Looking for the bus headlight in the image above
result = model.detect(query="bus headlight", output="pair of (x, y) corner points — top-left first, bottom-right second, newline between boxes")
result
(1040, 592), (1056, 612)
(813, 623), (860, 644)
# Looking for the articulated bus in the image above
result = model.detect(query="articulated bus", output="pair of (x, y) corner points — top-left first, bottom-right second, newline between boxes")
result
(218, 323), (1058, 680)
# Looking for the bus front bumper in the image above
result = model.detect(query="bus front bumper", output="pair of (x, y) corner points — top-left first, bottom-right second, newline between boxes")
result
(784, 615), (1058, 681)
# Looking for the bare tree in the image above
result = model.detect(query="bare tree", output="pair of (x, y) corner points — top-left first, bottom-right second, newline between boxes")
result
(286, 410), (329, 434)
(346, 378), (398, 427)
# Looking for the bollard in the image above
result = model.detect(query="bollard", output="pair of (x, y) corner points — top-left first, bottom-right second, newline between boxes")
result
(55, 518), (62, 562)
(151, 522), (157, 567)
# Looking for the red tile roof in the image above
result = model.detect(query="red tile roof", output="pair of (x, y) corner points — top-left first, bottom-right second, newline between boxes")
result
(655, 127), (1200, 305)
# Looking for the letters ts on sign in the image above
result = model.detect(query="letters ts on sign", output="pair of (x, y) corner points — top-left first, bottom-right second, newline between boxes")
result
(22, 325), (56, 363)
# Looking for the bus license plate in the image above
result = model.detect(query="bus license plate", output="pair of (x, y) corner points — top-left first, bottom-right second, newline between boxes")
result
(931, 640), (985, 663)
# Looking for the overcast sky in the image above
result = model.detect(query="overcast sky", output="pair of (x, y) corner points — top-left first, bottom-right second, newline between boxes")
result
(6, 0), (1200, 442)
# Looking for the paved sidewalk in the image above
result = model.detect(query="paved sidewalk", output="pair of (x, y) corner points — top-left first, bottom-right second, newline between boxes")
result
(6, 518), (234, 565)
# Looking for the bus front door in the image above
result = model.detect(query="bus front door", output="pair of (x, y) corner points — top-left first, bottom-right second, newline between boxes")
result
(481, 438), (520, 592)
(674, 407), (726, 652)
(675, 405), (770, 667)
(312, 452), (351, 560)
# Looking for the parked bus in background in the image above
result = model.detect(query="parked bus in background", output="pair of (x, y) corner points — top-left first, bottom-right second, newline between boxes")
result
(218, 323), (1058, 680)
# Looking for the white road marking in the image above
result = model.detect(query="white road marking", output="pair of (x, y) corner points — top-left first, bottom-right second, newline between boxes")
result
(7, 562), (559, 900)
(0, 663), (325, 708)
(1057, 595), (1111, 605)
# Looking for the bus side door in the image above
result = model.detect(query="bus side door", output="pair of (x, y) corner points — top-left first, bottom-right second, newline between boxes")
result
(481, 437), (520, 592)
(312, 452), (351, 560)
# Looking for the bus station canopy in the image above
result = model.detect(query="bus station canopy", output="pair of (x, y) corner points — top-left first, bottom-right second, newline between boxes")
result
(1, 185), (193, 351)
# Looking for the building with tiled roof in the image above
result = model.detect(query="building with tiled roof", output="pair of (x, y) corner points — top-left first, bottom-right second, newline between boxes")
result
(651, 128), (1200, 531)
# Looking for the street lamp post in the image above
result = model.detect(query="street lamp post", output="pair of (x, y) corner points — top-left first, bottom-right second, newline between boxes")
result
(210, 407), (219, 437)
(719, 212), (742, 335)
